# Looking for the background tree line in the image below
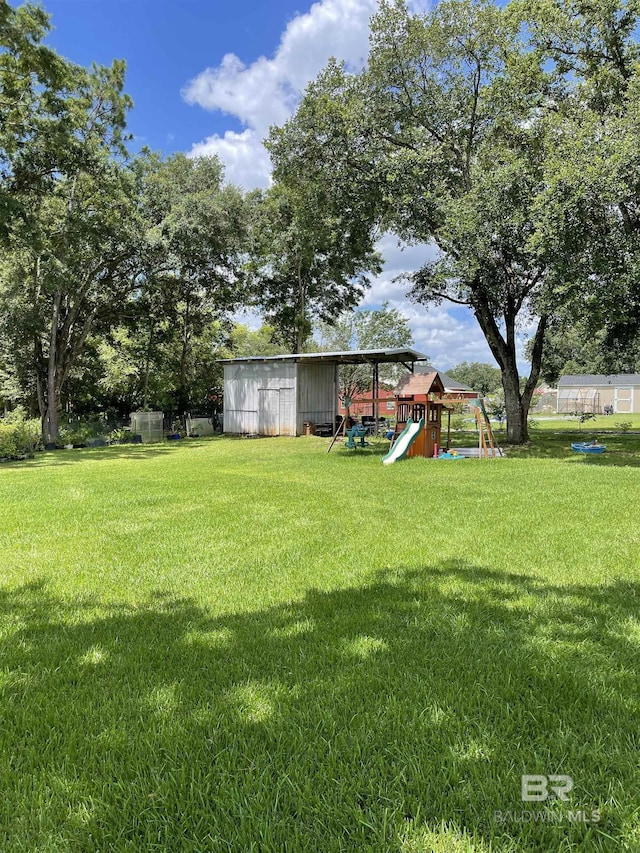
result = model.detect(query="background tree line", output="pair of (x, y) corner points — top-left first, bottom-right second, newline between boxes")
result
(0, 0), (385, 442)
(3, 0), (640, 445)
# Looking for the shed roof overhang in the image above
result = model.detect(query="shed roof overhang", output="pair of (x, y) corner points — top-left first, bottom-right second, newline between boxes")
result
(218, 348), (428, 368)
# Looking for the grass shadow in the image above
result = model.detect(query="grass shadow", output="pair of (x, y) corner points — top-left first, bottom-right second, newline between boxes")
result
(449, 430), (640, 467)
(1, 562), (638, 851)
(1, 438), (225, 469)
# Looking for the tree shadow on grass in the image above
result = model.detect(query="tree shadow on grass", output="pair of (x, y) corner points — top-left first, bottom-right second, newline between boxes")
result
(0, 564), (638, 852)
(489, 432), (640, 467)
(2, 440), (218, 469)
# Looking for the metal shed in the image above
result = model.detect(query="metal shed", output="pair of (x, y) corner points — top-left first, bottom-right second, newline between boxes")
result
(219, 348), (427, 437)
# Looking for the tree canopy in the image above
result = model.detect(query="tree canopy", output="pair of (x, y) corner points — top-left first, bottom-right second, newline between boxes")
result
(447, 362), (503, 395)
(247, 177), (382, 353)
(267, 0), (640, 442)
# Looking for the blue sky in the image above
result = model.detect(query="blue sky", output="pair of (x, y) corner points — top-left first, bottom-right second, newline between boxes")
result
(31, 0), (528, 370)
(39, 0), (309, 159)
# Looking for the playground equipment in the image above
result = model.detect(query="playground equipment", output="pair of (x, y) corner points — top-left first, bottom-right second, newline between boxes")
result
(383, 370), (503, 463)
(387, 371), (446, 462)
(474, 399), (499, 458)
(345, 424), (370, 449)
(381, 417), (425, 464)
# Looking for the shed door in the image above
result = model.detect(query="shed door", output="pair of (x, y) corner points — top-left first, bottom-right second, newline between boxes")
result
(258, 389), (279, 435)
(278, 387), (296, 436)
(614, 387), (633, 413)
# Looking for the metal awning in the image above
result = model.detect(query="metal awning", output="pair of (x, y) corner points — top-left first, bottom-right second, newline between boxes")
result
(218, 347), (428, 366)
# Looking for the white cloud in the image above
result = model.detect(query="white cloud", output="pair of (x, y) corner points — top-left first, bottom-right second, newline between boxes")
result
(183, 0), (378, 189)
(189, 129), (272, 189)
(359, 275), (494, 368)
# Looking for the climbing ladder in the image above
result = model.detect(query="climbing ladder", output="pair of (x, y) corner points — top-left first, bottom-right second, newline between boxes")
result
(475, 399), (500, 458)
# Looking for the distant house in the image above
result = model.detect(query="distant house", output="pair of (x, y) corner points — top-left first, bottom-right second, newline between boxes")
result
(557, 374), (640, 414)
(339, 387), (397, 417)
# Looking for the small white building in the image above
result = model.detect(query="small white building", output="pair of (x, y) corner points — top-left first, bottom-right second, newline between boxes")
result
(220, 349), (427, 436)
(557, 374), (640, 414)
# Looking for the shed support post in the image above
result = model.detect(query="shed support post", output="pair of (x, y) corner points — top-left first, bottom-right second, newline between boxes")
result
(333, 363), (339, 432)
(373, 362), (379, 435)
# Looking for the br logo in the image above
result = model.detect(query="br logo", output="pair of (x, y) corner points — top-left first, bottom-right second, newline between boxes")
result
(522, 775), (573, 802)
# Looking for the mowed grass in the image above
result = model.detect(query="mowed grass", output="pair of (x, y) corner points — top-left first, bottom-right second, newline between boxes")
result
(0, 436), (639, 852)
(532, 414), (640, 432)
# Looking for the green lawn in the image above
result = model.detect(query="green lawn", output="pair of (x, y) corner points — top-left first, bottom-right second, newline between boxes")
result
(531, 413), (640, 433)
(1, 437), (639, 852)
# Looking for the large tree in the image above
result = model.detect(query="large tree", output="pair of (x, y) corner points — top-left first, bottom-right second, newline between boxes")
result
(257, 143), (383, 353)
(0, 55), (142, 444)
(520, 0), (640, 356)
(267, 0), (585, 443)
(138, 152), (249, 415)
(58, 153), (252, 420)
(0, 0), (71, 239)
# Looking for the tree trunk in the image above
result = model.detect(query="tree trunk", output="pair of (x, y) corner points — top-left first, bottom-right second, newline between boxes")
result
(176, 296), (192, 418)
(295, 260), (306, 353)
(501, 361), (528, 444)
(142, 323), (154, 410)
(43, 291), (61, 445)
(34, 337), (46, 422)
(473, 295), (548, 445)
(500, 314), (548, 444)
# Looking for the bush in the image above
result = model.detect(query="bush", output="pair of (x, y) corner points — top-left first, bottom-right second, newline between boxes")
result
(614, 421), (632, 433)
(0, 409), (42, 459)
(59, 419), (109, 447)
(107, 426), (129, 444)
(68, 424), (95, 446)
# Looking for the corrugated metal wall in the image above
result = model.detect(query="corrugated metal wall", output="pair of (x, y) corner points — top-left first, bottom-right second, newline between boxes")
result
(223, 363), (298, 435)
(297, 363), (336, 434)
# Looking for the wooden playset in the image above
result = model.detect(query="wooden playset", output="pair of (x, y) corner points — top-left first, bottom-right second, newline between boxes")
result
(393, 371), (446, 458)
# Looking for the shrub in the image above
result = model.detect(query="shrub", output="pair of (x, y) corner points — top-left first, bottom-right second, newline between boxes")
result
(614, 421), (632, 433)
(0, 409), (42, 459)
(107, 427), (129, 444)
(68, 424), (94, 445)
